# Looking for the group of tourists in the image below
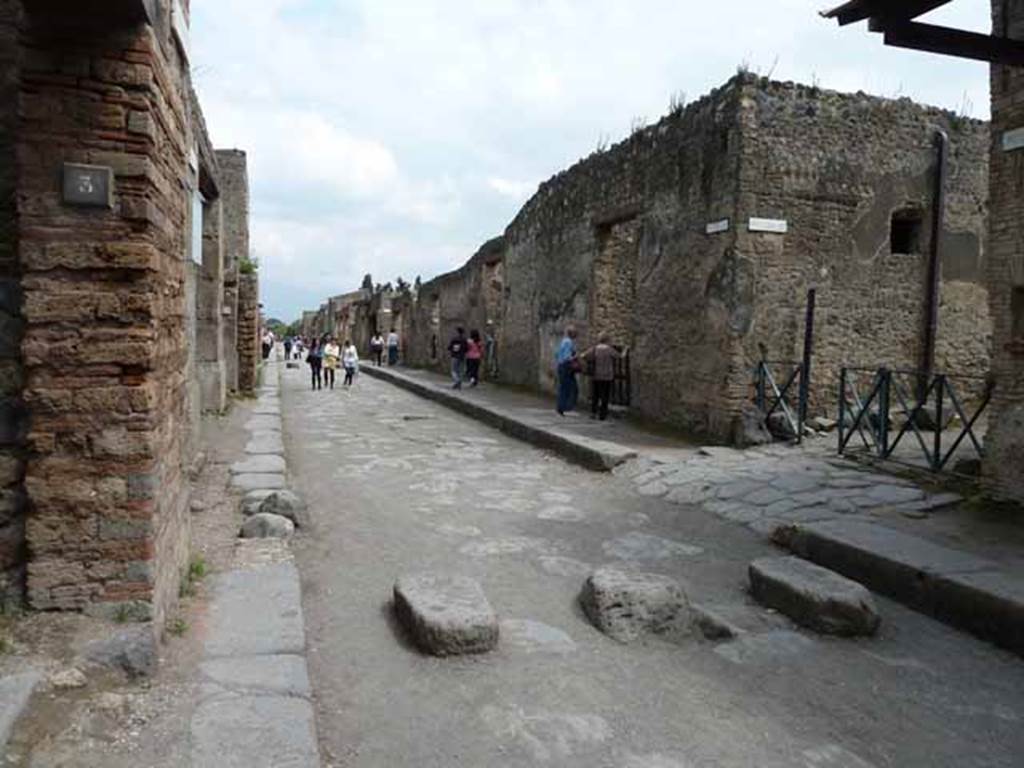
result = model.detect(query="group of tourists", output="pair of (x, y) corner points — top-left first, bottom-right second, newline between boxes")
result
(301, 336), (360, 391)
(445, 327), (485, 390)
(369, 329), (401, 367)
(554, 325), (626, 420)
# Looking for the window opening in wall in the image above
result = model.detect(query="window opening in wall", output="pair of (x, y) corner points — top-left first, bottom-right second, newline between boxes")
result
(890, 208), (923, 254)
(1012, 286), (1024, 340)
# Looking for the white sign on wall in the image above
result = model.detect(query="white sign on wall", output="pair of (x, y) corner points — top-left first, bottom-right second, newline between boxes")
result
(1003, 127), (1024, 153)
(705, 219), (730, 235)
(748, 217), (788, 234)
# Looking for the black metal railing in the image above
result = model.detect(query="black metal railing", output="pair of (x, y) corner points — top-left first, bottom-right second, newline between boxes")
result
(611, 347), (631, 407)
(838, 366), (994, 472)
(755, 359), (807, 442)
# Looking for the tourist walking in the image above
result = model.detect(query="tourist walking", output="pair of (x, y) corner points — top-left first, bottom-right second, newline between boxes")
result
(307, 339), (323, 391)
(555, 325), (579, 415)
(581, 332), (624, 421)
(284, 336), (293, 361)
(322, 337), (340, 390)
(262, 330), (274, 361)
(387, 328), (400, 366)
(448, 327), (468, 389)
(466, 329), (483, 387)
(342, 340), (359, 387)
(370, 332), (385, 367)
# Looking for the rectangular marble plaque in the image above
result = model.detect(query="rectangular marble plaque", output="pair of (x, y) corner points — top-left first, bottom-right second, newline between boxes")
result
(748, 217), (788, 234)
(705, 219), (730, 235)
(62, 163), (113, 208)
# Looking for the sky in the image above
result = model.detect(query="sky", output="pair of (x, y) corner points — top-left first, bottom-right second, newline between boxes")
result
(191, 1), (992, 323)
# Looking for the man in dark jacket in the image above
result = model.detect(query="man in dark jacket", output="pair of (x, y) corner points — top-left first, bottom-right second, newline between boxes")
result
(448, 327), (468, 390)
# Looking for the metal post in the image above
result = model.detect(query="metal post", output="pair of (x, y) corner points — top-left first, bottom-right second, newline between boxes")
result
(921, 130), (948, 401)
(878, 367), (890, 457)
(933, 375), (944, 471)
(798, 288), (817, 442)
(838, 367), (847, 454)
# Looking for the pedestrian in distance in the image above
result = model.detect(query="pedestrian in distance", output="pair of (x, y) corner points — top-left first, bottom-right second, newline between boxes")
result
(581, 331), (625, 421)
(342, 339), (360, 387)
(307, 339), (323, 391)
(261, 330), (274, 361)
(448, 326), (468, 389)
(322, 336), (340, 390)
(284, 336), (293, 361)
(555, 325), (580, 415)
(466, 329), (483, 387)
(387, 328), (400, 366)
(370, 332), (385, 367)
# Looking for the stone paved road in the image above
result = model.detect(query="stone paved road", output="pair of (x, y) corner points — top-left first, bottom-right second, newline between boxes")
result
(283, 371), (1024, 768)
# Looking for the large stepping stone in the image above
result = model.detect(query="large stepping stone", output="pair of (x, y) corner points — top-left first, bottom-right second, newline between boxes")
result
(579, 567), (691, 643)
(748, 556), (880, 636)
(393, 574), (499, 656)
(258, 490), (309, 529)
(230, 455), (286, 475)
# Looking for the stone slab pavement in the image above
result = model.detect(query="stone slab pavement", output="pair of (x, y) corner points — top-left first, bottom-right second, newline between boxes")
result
(366, 365), (1024, 657)
(280, 367), (1024, 767)
(0, 670), (42, 755)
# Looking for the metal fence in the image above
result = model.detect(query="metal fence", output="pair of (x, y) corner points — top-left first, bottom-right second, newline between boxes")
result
(837, 366), (994, 472)
(754, 359), (807, 442)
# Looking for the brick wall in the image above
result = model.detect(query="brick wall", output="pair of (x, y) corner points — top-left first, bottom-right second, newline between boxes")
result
(0, 0), (26, 609)
(237, 271), (259, 395)
(13, 3), (196, 628)
(984, 0), (1024, 499)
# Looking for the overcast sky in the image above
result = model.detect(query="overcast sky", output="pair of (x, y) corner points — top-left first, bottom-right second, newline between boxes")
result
(192, 1), (991, 323)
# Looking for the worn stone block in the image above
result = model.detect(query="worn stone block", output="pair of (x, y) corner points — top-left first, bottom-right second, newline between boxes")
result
(749, 556), (880, 637)
(393, 573), (499, 656)
(579, 567), (691, 643)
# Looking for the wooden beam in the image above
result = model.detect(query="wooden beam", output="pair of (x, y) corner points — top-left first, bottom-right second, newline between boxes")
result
(880, 20), (1024, 67)
(825, 0), (951, 26)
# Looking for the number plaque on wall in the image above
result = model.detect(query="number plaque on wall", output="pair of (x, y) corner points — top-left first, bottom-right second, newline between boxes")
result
(62, 163), (114, 208)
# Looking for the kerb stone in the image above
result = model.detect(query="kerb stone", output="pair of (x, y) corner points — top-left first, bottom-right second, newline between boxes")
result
(749, 556), (880, 637)
(393, 573), (499, 656)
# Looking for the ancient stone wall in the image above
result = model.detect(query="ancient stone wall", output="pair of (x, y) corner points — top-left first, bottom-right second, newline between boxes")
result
(984, 0), (1024, 499)
(501, 81), (745, 436)
(11, 3), (198, 628)
(216, 149), (248, 393)
(735, 78), (990, 416)
(0, 0), (26, 609)
(237, 271), (260, 395)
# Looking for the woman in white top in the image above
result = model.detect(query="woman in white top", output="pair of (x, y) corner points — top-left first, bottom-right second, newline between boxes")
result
(342, 340), (359, 387)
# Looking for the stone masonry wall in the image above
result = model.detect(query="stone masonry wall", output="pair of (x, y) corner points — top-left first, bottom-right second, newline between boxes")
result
(216, 149), (248, 393)
(735, 79), (990, 417)
(16, 5), (195, 629)
(0, 0), (26, 609)
(984, 0), (1024, 500)
(237, 271), (259, 395)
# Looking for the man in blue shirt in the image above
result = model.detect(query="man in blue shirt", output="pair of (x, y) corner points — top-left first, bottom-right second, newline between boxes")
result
(555, 325), (579, 415)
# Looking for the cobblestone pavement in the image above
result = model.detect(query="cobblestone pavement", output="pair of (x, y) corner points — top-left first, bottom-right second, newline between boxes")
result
(283, 371), (1024, 768)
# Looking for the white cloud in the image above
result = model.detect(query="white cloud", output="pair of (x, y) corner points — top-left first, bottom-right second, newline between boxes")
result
(487, 177), (536, 201)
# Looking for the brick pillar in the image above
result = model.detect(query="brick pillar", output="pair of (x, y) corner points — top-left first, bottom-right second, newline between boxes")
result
(237, 272), (260, 395)
(216, 150), (248, 394)
(16, 7), (194, 629)
(984, 0), (1024, 501)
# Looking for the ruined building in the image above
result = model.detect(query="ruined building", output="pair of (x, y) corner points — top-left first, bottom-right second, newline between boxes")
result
(0, 0), (258, 627)
(321, 75), (988, 447)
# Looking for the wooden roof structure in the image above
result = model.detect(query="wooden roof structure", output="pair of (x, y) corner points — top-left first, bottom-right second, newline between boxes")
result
(823, 0), (1024, 66)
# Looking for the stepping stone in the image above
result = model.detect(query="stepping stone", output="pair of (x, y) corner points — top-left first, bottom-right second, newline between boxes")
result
(579, 567), (691, 643)
(231, 473), (286, 492)
(230, 455), (286, 475)
(239, 513), (294, 539)
(393, 574), (499, 656)
(258, 490), (309, 529)
(748, 556), (880, 637)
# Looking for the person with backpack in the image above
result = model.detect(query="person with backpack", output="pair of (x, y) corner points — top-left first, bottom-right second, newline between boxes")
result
(307, 339), (323, 391)
(370, 332), (385, 367)
(448, 327), (468, 390)
(581, 331), (625, 421)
